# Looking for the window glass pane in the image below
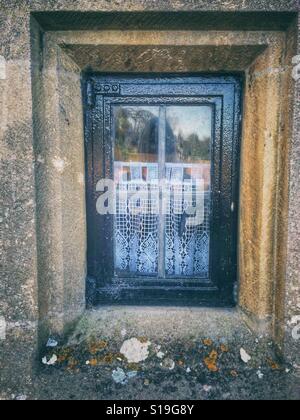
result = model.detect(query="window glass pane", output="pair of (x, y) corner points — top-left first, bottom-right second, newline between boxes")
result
(113, 106), (159, 277)
(166, 106), (212, 165)
(165, 106), (212, 278)
(113, 105), (212, 280)
(114, 106), (159, 163)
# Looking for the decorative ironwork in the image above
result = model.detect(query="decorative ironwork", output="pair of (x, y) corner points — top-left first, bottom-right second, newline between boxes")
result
(96, 83), (120, 95)
(85, 74), (242, 305)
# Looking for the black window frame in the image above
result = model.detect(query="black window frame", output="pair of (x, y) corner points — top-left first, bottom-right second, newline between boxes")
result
(83, 74), (243, 307)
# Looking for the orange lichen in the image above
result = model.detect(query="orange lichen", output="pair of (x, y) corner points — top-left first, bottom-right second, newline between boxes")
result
(57, 355), (67, 363)
(267, 358), (280, 370)
(220, 344), (229, 353)
(57, 347), (73, 364)
(88, 340), (108, 355)
(204, 350), (219, 372)
(67, 357), (79, 370)
(97, 353), (117, 364)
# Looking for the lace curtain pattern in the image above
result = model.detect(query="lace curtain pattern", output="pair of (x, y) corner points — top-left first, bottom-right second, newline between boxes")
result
(115, 163), (159, 275)
(165, 165), (210, 277)
(115, 162), (210, 278)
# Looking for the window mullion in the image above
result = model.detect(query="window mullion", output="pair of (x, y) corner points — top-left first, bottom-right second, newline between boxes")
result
(158, 106), (166, 279)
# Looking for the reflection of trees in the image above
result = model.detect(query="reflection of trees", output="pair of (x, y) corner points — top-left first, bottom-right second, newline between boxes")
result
(166, 127), (210, 163)
(180, 132), (210, 162)
(115, 107), (210, 163)
(115, 108), (158, 160)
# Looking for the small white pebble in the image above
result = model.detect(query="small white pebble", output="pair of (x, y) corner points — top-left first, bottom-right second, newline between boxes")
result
(240, 348), (251, 364)
(42, 354), (57, 366)
(157, 351), (165, 359)
(257, 370), (264, 379)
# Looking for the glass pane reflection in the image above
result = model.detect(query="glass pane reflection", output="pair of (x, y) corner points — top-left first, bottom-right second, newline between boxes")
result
(113, 106), (159, 277)
(114, 106), (159, 163)
(166, 106), (212, 164)
(165, 106), (212, 278)
(112, 104), (212, 279)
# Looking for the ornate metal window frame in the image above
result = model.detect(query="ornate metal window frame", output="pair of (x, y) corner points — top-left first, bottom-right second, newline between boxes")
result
(84, 74), (242, 307)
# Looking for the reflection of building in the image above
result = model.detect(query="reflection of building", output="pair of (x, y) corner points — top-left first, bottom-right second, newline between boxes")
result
(114, 161), (210, 189)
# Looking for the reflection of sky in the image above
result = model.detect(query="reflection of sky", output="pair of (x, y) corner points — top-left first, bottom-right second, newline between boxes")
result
(167, 106), (212, 140)
(122, 106), (159, 116)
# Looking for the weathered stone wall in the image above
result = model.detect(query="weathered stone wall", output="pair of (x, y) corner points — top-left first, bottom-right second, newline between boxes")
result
(0, 0), (299, 393)
(31, 19), (86, 346)
(0, 0), (299, 13)
(0, 9), (39, 390)
(284, 13), (300, 366)
(239, 33), (287, 325)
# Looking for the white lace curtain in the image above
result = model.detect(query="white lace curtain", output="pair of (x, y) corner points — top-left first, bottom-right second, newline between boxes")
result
(115, 162), (210, 278)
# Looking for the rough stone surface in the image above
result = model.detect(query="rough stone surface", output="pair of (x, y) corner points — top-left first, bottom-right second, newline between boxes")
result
(63, 44), (267, 73)
(0, 0), (298, 13)
(0, 0), (299, 399)
(2, 307), (300, 400)
(31, 21), (86, 342)
(284, 13), (300, 367)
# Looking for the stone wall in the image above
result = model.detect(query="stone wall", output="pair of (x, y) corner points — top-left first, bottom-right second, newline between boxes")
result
(0, 0), (299, 392)
(284, 13), (300, 365)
